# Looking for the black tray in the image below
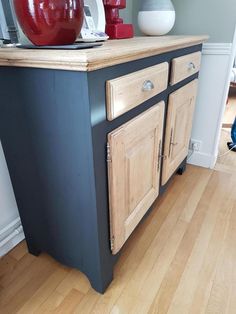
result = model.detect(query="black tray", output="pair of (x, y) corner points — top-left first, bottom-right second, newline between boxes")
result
(17, 42), (103, 50)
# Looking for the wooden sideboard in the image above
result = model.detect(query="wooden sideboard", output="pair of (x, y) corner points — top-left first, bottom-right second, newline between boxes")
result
(0, 36), (208, 293)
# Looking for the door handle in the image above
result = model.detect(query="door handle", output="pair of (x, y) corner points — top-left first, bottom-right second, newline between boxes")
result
(168, 128), (173, 158)
(158, 140), (162, 171)
(169, 128), (178, 158)
(158, 140), (166, 171)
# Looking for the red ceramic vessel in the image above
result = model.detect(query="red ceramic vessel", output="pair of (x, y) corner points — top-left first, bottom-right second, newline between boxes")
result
(13, 0), (84, 46)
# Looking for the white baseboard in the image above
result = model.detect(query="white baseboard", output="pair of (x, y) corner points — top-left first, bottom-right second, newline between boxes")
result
(0, 217), (25, 257)
(187, 151), (217, 169)
(0, 230), (24, 257)
(202, 43), (232, 55)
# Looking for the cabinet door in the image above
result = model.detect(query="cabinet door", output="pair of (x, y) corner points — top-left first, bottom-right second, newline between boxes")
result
(108, 102), (165, 254)
(162, 79), (198, 185)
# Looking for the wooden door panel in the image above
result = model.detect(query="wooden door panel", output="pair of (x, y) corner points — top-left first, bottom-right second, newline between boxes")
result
(108, 102), (165, 254)
(127, 131), (156, 214)
(162, 80), (198, 185)
(171, 100), (190, 158)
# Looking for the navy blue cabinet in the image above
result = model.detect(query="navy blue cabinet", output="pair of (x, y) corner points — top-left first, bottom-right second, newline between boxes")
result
(0, 43), (202, 293)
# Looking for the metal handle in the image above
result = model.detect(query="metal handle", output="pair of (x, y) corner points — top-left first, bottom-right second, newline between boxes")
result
(188, 62), (196, 70)
(142, 80), (155, 91)
(157, 140), (167, 171)
(168, 128), (178, 158)
(168, 129), (173, 158)
(158, 140), (162, 171)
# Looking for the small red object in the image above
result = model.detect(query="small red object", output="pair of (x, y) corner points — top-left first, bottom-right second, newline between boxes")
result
(103, 0), (134, 39)
(13, 0), (84, 46)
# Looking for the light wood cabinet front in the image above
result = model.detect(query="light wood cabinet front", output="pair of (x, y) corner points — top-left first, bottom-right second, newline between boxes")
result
(170, 52), (201, 85)
(108, 102), (165, 254)
(106, 63), (168, 121)
(162, 80), (198, 185)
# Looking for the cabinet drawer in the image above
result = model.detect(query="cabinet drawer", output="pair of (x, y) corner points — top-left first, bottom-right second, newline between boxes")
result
(106, 62), (168, 121)
(170, 52), (201, 85)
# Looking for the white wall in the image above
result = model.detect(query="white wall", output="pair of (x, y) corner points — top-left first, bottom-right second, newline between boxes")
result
(129, 0), (236, 168)
(130, 0), (236, 41)
(188, 43), (233, 167)
(120, 0), (133, 24)
(171, 0), (236, 43)
(0, 142), (24, 256)
(169, 0), (236, 168)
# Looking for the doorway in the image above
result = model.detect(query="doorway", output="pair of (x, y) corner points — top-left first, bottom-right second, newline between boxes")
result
(215, 82), (236, 172)
(213, 25), (236, 172)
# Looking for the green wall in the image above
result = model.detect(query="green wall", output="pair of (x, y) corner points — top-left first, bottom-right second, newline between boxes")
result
(120, 0), (133, 24)
(170, 0), (236, 42)
(120, 0), (141, 35)
(125, 0), (236, 42)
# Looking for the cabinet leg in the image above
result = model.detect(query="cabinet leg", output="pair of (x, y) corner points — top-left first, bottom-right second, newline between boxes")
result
(89, 266), (114, 294)
(90, 276), (113, 294)
(26, 240), (41, 256)
(177, 162), (187, 175)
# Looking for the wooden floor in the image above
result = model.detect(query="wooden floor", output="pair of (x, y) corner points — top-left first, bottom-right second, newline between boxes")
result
(215, 94), (236, 173)
(1, 165), (236, 313)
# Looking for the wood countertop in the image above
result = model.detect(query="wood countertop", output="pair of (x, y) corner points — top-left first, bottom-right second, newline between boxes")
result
(0, 36), (208, 72)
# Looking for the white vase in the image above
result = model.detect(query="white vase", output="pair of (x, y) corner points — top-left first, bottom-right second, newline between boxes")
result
(138, 0), (176, 36)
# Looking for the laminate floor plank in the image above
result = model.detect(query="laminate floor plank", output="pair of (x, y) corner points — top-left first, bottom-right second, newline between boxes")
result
(0, 255), (57, 313)
(8, 240), (28, 261)
(205, 201), (236, 314)
(90, 167), (192, 313)
(55, 269), (91, 296)
(1, 165), (236, 314)
(0, 253), (35, 288)
(34, 291), (65, 314)
(73, 288), (101, 314)
(188, 190), (234, 314)
(51, 288), (84, 314)
(0, 255), (17, 282)
(167, 172), (236, 314)
(17, 266), (69, 314)
(111, 167), (209, 314)
(147, 171), (230, 314)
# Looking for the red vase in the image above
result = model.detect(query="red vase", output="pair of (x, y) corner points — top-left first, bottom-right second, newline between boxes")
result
(13, 0), (84, 46)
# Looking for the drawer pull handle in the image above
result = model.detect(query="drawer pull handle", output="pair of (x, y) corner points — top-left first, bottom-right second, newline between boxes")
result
(142, 80), (155, 91)
(168, 128), (178, 157)
(188, 62), (196, 70)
